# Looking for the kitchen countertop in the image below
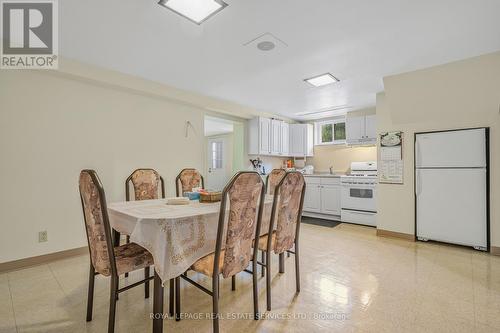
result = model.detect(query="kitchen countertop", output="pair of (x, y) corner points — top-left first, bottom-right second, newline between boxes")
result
(303, 173), (344, 178)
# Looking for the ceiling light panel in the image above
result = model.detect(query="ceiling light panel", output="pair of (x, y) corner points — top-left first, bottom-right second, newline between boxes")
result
(158, 0), (228, 25)
(304, 73), (339, 87)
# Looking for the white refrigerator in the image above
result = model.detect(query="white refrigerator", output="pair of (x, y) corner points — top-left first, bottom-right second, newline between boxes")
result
(415, 128), (489, 250)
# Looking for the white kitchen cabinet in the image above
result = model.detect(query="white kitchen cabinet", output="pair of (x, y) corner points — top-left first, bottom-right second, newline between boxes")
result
(271, 119), (281, 155)
(365, 115), (377, 142)
(259, 117), (271, 154)
(280, 121), (289, 156)
(303, 177), (321, 212)
(346, 116), (365, 144)
(289, 124), (314, 157)
(248, 117), (271, 155)
(303, 176), (341, 220)
(248, 117), (290, 156)
(346, 115), (377, 145)
(320, 185), (341, 215)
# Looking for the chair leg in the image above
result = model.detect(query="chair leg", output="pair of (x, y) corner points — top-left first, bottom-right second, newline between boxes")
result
(86, 264), (95, 322)
(252, 253), (259, 319)
(144, 267), (150, 299)
(266, 250), (272, 311)
(175, 276), (181, 321)
(231, 274), (236, 291)
(212, 274), (220, 333)
(261, 250), (266, 277)
(169, 279), (174, 317)
(125, 235), (130, 278)
(279, 253), (285, 273)
(153, 272), (164, 333)
(108, 275), (118, 333)
(295, 242), (300, 292)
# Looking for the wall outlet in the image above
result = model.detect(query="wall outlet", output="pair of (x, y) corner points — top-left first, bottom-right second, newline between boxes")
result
(38, 230), (48, 243)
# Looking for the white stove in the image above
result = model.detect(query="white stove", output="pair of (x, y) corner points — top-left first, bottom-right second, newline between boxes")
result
(340, 162), (378, 227)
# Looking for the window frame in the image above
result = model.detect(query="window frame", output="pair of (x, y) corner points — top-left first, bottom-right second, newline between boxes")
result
(315, 118), (346, 146)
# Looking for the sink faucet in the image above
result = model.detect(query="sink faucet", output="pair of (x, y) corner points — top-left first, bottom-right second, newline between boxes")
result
(329, 166), (334, 175)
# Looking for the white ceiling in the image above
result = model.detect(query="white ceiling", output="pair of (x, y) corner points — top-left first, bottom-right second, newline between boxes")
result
(60, 0), (500, 120)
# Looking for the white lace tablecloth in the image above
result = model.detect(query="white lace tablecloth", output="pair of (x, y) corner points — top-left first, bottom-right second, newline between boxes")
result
(108, 196), (274, 284)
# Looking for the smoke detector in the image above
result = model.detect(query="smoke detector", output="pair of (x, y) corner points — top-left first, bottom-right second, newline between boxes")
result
(244, 33), (287, 52)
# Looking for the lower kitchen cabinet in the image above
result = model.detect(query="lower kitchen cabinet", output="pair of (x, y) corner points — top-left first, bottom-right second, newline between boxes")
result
(303, 176), (341, 220)
(320, 185), (341, 215)
(303, 181), (321, 212)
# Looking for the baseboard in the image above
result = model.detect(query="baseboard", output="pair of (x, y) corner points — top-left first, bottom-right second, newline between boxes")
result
(0, 246), (88, 273)
(491, 246), (500, 256)
(376, 229), (415, 241)
(302, 211), (341, 221)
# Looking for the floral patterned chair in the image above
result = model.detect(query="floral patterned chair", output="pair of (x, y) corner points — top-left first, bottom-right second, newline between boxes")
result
(175, 168), (204, 196)
(176, 171), (265, 333)
(123, 168), (174, 315)
(79, 170), (154, 333)
(120, 169), (165, 274)
(255, 171), (306, 311)
(265, 168), (286, 195)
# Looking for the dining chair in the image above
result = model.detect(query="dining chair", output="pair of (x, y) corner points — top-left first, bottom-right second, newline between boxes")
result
(255, 171), (306, 311)
(176, 171), (265, 333)
(79, 169), (154, 333)
(262, 169), (287, 276)
(175, 168), (204, 196)
(265, 169), (286, 195)
(121, 169), (165, 273)
(123, 168), (175, 316)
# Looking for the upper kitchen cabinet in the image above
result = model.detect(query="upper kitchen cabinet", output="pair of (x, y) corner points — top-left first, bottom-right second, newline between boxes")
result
(280, 121), (289, 156)
(346, 114), (377, 145)
(289, 123), (314, 157)
(248, 117), (271, 155)
(270, 119), (281, 155)
(248, 117), (290, 156)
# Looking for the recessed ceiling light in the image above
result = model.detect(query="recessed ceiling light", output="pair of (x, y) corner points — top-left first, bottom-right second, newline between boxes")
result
(158, 0), (228, 25)
(304, 73), (339, 87)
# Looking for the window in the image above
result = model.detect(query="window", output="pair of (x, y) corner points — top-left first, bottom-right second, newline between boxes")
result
(315, 118), (346, 145)
(211, 141), (223, 169)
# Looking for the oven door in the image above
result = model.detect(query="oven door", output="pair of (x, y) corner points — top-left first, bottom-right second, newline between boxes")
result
(341, 183), (377, 212)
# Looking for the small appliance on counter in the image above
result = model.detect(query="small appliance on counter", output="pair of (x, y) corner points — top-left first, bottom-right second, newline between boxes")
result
(340, 161), (378, 226)
(298, 165), (314, 175)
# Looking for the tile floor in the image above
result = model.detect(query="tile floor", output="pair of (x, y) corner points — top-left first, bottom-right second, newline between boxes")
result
(1, 223), (500, 333)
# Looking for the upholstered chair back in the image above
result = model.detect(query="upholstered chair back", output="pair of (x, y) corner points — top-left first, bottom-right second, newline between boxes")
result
(79, 170), (114, 276)
(267, 169), (286, 195)
(126, 169), (163, 201)
(219, 172), (264, 278)
(176, 168), (203, 196)
(273, 172), (305, 254)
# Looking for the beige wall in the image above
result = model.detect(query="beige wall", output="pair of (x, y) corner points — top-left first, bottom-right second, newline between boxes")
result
(308, 108), (378, 173)
(376, 51), (500, 248)
(0, 60), (263, 263)
(309, 146), (377, 173)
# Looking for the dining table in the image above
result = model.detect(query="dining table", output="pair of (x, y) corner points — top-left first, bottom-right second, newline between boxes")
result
(107, 195), (274, 333)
